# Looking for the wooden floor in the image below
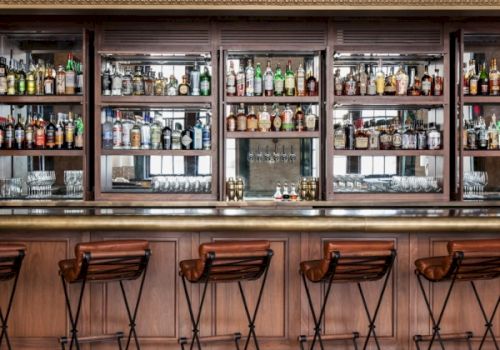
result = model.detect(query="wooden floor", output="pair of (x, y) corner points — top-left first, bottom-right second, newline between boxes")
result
(0, 230), (498, 350)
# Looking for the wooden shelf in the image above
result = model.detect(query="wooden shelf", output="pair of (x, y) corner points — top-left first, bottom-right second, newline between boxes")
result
(225, 96), (320, 104)
(226, 131), (320, 139)
(99, 95), (212, 105)
(0, 149), (84, 157)
(0, 95), (83, 104)
(333, 149), (444, 157)
(463, 150), (500, 157)
(101, 149), (213, 156)
(463, 96), (500, 104)
(333, 95), (445, 106)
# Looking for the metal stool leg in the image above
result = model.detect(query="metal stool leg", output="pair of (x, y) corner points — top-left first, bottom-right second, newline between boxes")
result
(237, 261), (271, 350)
(471, 281), (500, 350)
(61, 274), (87, 350)
(181, 275), (209, 350)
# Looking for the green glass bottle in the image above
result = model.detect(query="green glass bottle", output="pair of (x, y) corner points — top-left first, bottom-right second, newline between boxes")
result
(284, 59), (295, 96)
(274, 63), (284, 96)
(479, 62), (489, 96)
(254, 62), (263, 96)
(200, 67), (211, 96)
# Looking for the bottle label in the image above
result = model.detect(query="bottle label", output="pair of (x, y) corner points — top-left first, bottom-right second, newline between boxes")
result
(113, 127), (122, 147)
(421, 80), (432, 95)
(112, 76), (122, 95)
(181, 134), (192, 148)
(355, 136), (369, 149)
(368, 82), (376, 96)
(163, 135), (172, 149)
(15, 129), (25, 145)
(75, 134), (84, 148)
(46, 130), (55, 147)
(0, 130), (4, 146)
(469, 80), (478, 95)
(56, 76), (65, 95)
(305, 114), (317, 131)
(380, 134), (392, 148)
(247, 117), (258, 131)
(237, 116), (247, 131)
(202, 128), (211, 150)
(264, 75), (273, 92)
(103, 130), (112, 144)
(285, 76), (295, 95)
(7, 76), (16, 95)
(65, 125), (74, 144)
(25, 130), (33, 144)
(200, 80), (210, 95)
(254, 78), (262, 95)
(481, 83), (488, 95)
(490, 79), (499, 94)
(18, 79), (26, 94)
(0, 77), (7, 94)
(122, 79), (132, 95)
(274, 80), (284, 94)
(392, 134), (402, 148)
(428, 134), (441, 149)
(297, 78), (305, 95)
(345, 81), (356, 96)
(65, 71), (76, 94)
(417, 133), (427, 149)
(122, 124), (132, 146)
(179, 85), (189, 95)
(130, 130), (141, 148)
(369, 134), (379, 149)
(77, 74), (84, 94)
(245, 75), (254, 96)
(132, 79), (143, 95)
(258, 111), (271, 132)
(282, 109), (294, 131)
(44, 80), (54, 95)
(227, 117), (236, 132)
(236, 74), (245, 96)
(35, 129), (45, 147)
(55, 129), (64, 146)
(273, 115), (282, 131)
(227, 75), (235, 89)
(334, 134), (346, 149)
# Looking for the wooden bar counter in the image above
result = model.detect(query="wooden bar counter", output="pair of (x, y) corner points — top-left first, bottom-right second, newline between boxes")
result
(0, 206), (498, 350)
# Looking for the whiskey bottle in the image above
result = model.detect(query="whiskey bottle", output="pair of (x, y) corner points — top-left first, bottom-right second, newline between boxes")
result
(14, 114), (25, 150)
(490, 58), (500, 96)
(258, 104), (271, 132)
(178, 75), (190, 96)
(384, 67), (396, 96)
(274, 64), (284, 96)
(469, 60), (478, 96)
(44, 66), (55, 95)
(375, 60), (385, 96)
(305, 109), (317, 132)
(295, 106), (305, 132)
(65, 112), (75, 150)
(282, 104), (295, 132)
(296, 63), (306, 96)
(35, 115), (46, 149)
(479, 63), (489, 96)
(306, 65), (318, 96)
(65, 53), (76, 95)
(56, 65), (66, 95)
(488, 114), (499, 149)
(236, 103), (247, 132)
(132, 66), (144, 96)
(358, 64), (368, 96)
(246, 106), (258, 132)
(334, 69), (343, 96)
(226, 107), (236, 132)
(254, 62), (263, 96)
(344, 67), (357, 96)
(144, 68), (154, 96)
(463, 62), (470, 96)
(112, 111), (123, 149)
(236, 63), (245, 97)
(345, 115), (355, 150)
(354, 122), (369, 150)
(226, 61), (237, 97)
(379, 123), (392, 150)
(402, 123), (417, 150)
(0, 57), (7, 95)
(395, 65), (409, 96)
(367, 65), (376, 96)
(162, 119), (172, 150)
(264, 60), (274, 96)
(122, 69), (133, 96)
(190, 62), (201, 96)
(55, 115), (64, 150)
(200, 67), (211, 96)
(391, 122), (402, 150)
(284, 60), (295, 96)
(4, 115), (14, 149)
(333, 121), (346, 150)
(130, 120), (141, 150)
(25, 113), (34, 149)
(433, 69), (444, 96)
(245, 59), (255, 97)
(45, 114), (56, 149)
(154, 72), (164, 96)
(421, 65), (433, 96)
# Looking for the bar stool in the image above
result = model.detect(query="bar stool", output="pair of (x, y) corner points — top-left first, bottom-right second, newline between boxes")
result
(58, 240), (151, 350)
(414, 238), (500, 350)
(178, 240), (273, 350)
(0, 244), (26, 350)
(299, 240), (396, 350)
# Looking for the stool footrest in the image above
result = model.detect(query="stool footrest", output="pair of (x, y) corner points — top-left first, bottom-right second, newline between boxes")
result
(299, 332), (360, 342)
(414, 332), (474, 342)
(179, 333), (242, 344)
(60, 332), (124, 344)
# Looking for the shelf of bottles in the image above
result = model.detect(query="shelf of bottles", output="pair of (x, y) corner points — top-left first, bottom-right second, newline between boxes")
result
(333, 53), (445, 105)
(99, 53), (212, 104)
(332, 106), (444, 195)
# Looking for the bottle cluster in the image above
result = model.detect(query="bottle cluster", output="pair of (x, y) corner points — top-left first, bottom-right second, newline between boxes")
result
(102, 108), (211, 151)
(463, 58), (500, 96)
(101, 61), (211, 97)
(0, 112), (84, 150)
(0, 53), (83, 96)
(334, 63), (443, 97)
(227, 103), (318, 133)
(464, 114), (500, 150)
(225, 177), (245, 201)
(334, 115), (442, 150)
(273, 178), (319, 201)
(226, 59), (319, 97)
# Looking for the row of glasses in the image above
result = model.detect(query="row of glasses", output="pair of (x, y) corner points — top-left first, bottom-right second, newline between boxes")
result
(463, 171), (488, 198)
(26, 171), (56, 198)
(64, 170), (84, 198)
(390, 176), (442, 193)
(248, 145), (297, 164)
(151, 176), (212, 193)
(334, 175), (442, 193)
(0, 178), (23, 198)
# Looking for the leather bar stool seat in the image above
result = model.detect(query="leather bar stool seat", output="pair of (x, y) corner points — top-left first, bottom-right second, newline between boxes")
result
(0, 244), (26, 281)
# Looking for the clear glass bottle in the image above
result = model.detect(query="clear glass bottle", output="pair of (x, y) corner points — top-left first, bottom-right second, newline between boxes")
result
(258, 104), (271, 132)
(236, 63), (245, 97)
(264, 60), (274, 97)
(192, 118), (203, 150)
(421, 65), (433, 96)
(427, 123), (442, 150)
(101, 63), (112, 96)
(273, 63), (284, 96)
(171, 123), (182, 150)
(162, 119), (172, 150)
(466, 120), (476, 150)
(140, 112), (151, 149)
(102, 108), (113, 150)
(334, 121), (346, 150)
(402, 122), (417, 150)
(190, 62), (201, 96)
(273, 182), (283, 201)
(202, 122), (211, 150)
(408, 67), (421, 96)
(334, 68), (343, 96)
(245, 59), (255, 97)
(395, 65), (409, 96)
(391, 121), (402, 150)
(284, 60), (295, 96)
(344, 67), (357, 96)
(122, 69), (133, 96)
(56, 65), (66, 95)
(226, 61), (237, 96)
(296, 63), (306, 96)
(236, 103), (247, 132)
(282, 104), (295, 132)
(112, 111), (123, 149)
(358, 64), (368, 96)
(167, 75), (178, 96)
(367, 65), (377, 96)
(111, 65), (122, 96)
(488, 114), (499, 149)
(65, 53), (76, 95)
(368, 120), (380, 150)
(417, 120), (427, 150)
(121, 115), (133, 149)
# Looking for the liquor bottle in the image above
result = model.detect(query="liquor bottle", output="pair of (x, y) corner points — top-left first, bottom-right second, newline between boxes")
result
(190, 62), (201, 96)
(26, 62), (36, 96)
(122, 69), (133, 96)
(274, 63), (284, 96)
(379, 122), (392, 150)
(384, 67), (396, 96)
(433, 69), (444, 96)
(76, 61), (84, 95)
(236, 63), (245, 97)
(284, 60), (295, 96)
(178, 75), (190, 96)
(14, 114), (25, 150)
(469, 60), (479, 96)
(121, 115), (133, 149)
(296, 63), (306, 96)
(101, 62), (111, 96)
(427, 123), (442, 150)
(295, 106), (305, 132)
(144, 68), (154, 96)
(35, 115), (46, 149)
(55, 65), (66, 95)
(368, 120), (380, 150)
(408, 67), (420, 96)
(391, 121), (402, 150)
(130, 120), (141, 150)
(282, 182), (290, 201)
(246, 105), (258, 132)
(150, 113), (162, 150)
(45, 114), (56, 149)
(6, 60), (16, 96)
(417, 120), (427, 150)
(44, 66), (55, 95)
(245, 59), (255, 97)
(345, 115), (355, 150)
(0, 121), (4, 149)
(25, 113), (34, 149)
(65, 112), (75, 150)
(463, 62), (470, 96)
(65, 53), (76, 95)
(154, 72), (164, 96)
(421, 65), (433, 96)
(490, 58), (500, 96)
(305, 110), (317, 131)
(367, 65), (376, 96)
(0, 57), (7, 95)
(102, 109), (113, 150)
(192, 118), (203, 150)
(226, 61), (237, 97)
(466, 120), (476, 150)
(395, 65), (409, 96)
(334, 121), (346, 150)
(226, 107), (236, 132)
(4, 115), (14, 149)
(273, 182), (283, 201)
(17, 60), (26, 95)
(264, 60), (274, 97)
(171, 122), (182, 150)
(290, 183), (298, 201)
(162, 119), (172, 150)
(344, 67), (357, 96)
(140, 112), (151, 149)
(254, 62), (263, 96)
(111, 66), (123, 96)
(334, 69), (343, 96)
(181, 126), (193, 150)
(354, 122), (369, 150)
(258, 104), (271, 132)
(488, 114), (499, 149)
(112, 111), (123, 149)
(282, 104), (294, 132)
(132, 66), (144, 96)
(306, 65), (318, 97)
(479, 63), (489, 96)
(167, 75), (178, 96)
(55, 115), (64, 150)
(200, 67), (211, 96)
(358, 64), (368, 96)
(236, 103), (247, 132)
(402, 122), (417, 150)
(375, 60), (385, 96)
(202, 122), (211, 150)
(271, 104), (282, 132)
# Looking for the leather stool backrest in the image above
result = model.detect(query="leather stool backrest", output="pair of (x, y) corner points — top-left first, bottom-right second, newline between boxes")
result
(446, 239), (500, 281)
(0, 244), (26, 282)
(198, 240), (273, 282)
